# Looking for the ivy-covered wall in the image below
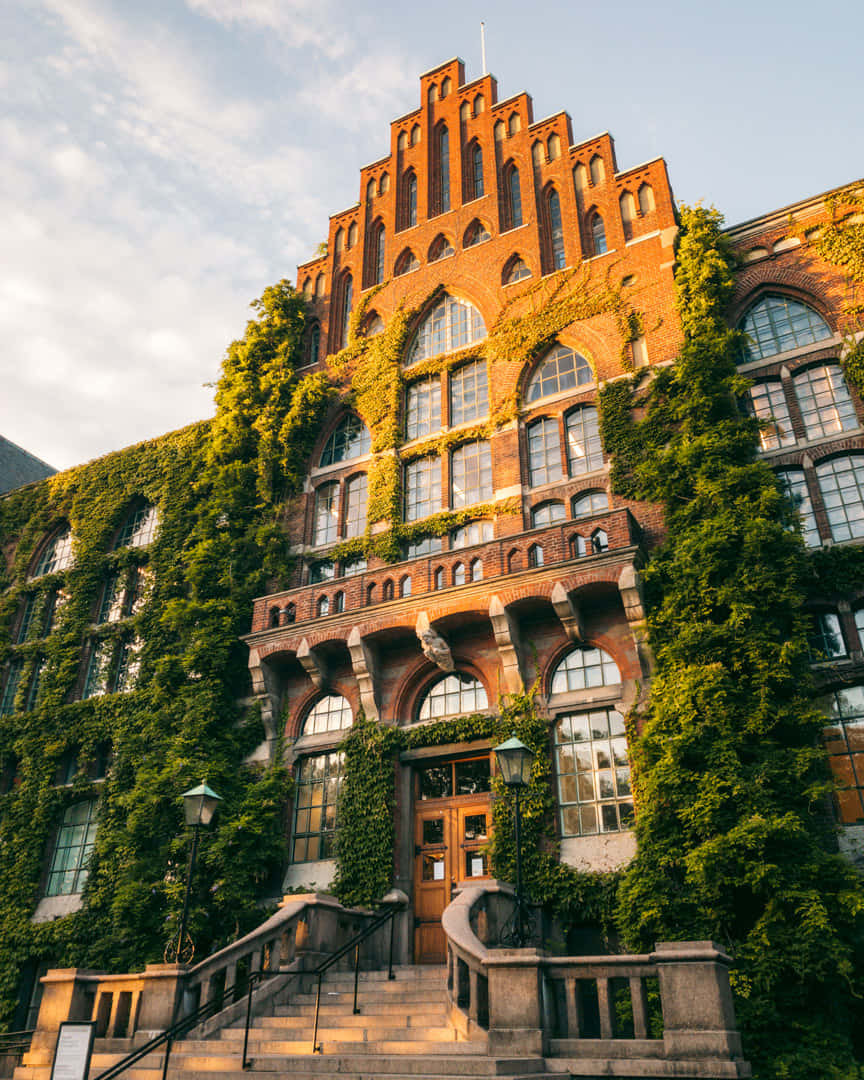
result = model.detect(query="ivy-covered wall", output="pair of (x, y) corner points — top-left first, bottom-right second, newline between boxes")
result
(0, 282), (332, 1028)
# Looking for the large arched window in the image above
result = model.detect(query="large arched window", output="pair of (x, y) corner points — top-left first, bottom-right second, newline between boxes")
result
(792, 364), (857, 440)
(449, 361), (488, 425)
(320, 415), (371, 466)
(531, 501), (566, 528)
(302, 694), (353, 735)
(115, 504), (159, 549)
(546, 188), (565, 270)
(566, 406), (604, 475)
(816, 456), (864, 542)
(30, 527), (74, 579)
(407, 295), (486, 365)
(738, 295), (832, 362)
(572, 490), (610, 518)
(526, 345), (593, 402)
(418, 673), (488, 721)
(551, 645), (621, 693)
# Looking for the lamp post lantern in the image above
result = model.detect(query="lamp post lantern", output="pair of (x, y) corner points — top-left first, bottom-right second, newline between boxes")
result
(492, 735), (534, 947)
(167, 783), (222, 966)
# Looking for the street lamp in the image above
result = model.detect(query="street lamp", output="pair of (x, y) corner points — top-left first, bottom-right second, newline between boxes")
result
(167, 782), (222, 965)
(492, 735), (534, 947)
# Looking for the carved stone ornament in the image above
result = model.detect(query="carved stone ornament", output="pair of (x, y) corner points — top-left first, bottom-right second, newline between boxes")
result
(418, 627), (454, 672)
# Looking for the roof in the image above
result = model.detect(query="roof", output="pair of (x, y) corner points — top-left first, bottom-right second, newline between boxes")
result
(0, 435), (56, 495)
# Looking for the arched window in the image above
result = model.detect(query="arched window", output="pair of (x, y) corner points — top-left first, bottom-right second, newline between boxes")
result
(408, 295), (486, 364)
(434, 567), (445, 590)
(428, 234), (455, 262)
(792, 364), (857, 440)
(738, 295), (832, 362)
(344, 473), (368, 537)
(395, 248), (420, 275)
(366, 583), (376, 605)
(366, 178), (376, 204)
(383, 579), (394, 601)
(302, 694), (353, 735)
(441, 76), (451, 97)
(284, 602), (296, 624)
(364, 313), (384, 338)
(292, 751), (344, 862)
(333, 590), (345, 613)
(527, 418), (563, 487)
(808, 611), (846, 660)
(451, 441), (492, 507)
(638, 183), (655, 215)
(313, 483), (340, 545)
(503, 256), (531, 284)
(30, 527), (74, 579)
(620, 191), (635, 241)
(115, 504), (159, 549)
(591, 528), (609, 553)
(335, 272), (353, 350)
(566, 406), (604, 475)
(776, 470), (819, 547)
(451, 521), (493, 548)
(398, 130), (407, 150)
(589, 213), (607, 256)
(464, 219), (491, 247)
(547, 133), (561, 160)
(402, 172), (418, 230)
(302, 277), (312, 297)
(315, 273), (325, 297)
(399, 575), (412, 597)
(468, 142), (484, 200)
(508, 113), (520, 135)
(571, 534), (589, 558)
(508, 548), (523, 573)
(406, 376), (442, 440)
(449, 361), (489, 425)
(378, 172), (389, 195)
(369, 221), (385, 286)
(404, 456), (442, 521)
(745, 381), (795, 450)
(531, 501), (566, 528)
(816, 456), (864, 542)
(573, 490), (610, 518)
(470, 558), (483, 581)
(98, 570), (125, 624)
(573, 162), (588, 193)
(526, 344), (593, 401)
(304, 322), (320, 366)
(334, 227), (344, 255)
(474, 94), (485, 114)
(551, 645), (620, 693)
(347, 221), (358, 248)
(14, 594), (36, 644)
(528, 543), (544, 567)
(547, 188), (565, 270)
(452, 562), (466, 585)
(310, 561), (335, 583)
(418, 673), (488, 720)
(411, 124), (421, 146)
(494, 120), (505, 142)
(320, 415), (371, 466)
(268, 606), (280, 629)
(435, 125), (450, 215)
(505, 165), (523, 230)
(589, 155), (605, 185)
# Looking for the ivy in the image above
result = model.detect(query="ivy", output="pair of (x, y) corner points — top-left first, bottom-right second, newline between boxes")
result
(602, 206), (864, 1079)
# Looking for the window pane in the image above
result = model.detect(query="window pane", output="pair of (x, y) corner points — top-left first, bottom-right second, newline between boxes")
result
(556, 710), (630, 837)
(816, 456), (864, 543)
(116, 505), (159, 549)
(531, 502), (566, 528)
(745, 382), (796, 450)
(776, 470), (820, 547)
(292, 752), (344, 862)
(408, 295), (486, 365)
(406, 377), (442, 440)
(551, 647), (621, 694)
(566, 407), (603, 475)
(526, 345), (592, 402)
(405, 457), (442, 521)
(822, 688), (864, 823)
(572, 490), (609, 518)
(320, 416), (371, 467)
(793, 365), (857, 441)
(314, 484), (340, 545)
(528, 418), (563, 487)
(344, 475), (368, 538)
(303, 695), (353, 735)
(451, 521), (493, 549)
(450, 442), (492, 508)
(418, 673), (488, 721)
(449, 362), (489, 426)
(46, 800), (97, 896)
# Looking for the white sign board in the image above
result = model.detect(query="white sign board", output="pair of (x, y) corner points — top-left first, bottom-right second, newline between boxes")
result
(50, 1022), (95, 1080)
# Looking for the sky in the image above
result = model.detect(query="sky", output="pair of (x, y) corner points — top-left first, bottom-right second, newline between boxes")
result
(2, 0), (862, 473)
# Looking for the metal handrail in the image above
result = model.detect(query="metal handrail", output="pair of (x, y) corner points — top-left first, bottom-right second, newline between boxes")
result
(311, 904), (398, 1054)
(0, 1029), (34, 1053)
(93, 968), (277, 1080)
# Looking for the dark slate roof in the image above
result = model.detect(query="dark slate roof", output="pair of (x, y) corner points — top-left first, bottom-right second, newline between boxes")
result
(0, 435), (57, 495)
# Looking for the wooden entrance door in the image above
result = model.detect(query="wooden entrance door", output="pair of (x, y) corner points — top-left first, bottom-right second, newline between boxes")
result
(413, 756), (492, 963)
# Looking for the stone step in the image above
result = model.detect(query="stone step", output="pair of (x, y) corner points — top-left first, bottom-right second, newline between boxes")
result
(235, 1010), (450, 1030)
(285, 990), (449, 1007)
(219, 1027), (464, 1049)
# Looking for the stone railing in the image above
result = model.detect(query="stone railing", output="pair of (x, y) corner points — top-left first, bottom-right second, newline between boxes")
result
(442, 884), (751, 1077)
(21, 893), (385, 1071)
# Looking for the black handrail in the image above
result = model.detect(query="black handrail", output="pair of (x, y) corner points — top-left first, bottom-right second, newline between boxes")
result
(93, 968), (277, 1080)
(0, 1029), (34, 1054)
(311, 904), (398, 1054)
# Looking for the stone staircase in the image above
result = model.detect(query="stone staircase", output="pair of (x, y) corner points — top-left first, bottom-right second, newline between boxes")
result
(49, 966), (550, 1080)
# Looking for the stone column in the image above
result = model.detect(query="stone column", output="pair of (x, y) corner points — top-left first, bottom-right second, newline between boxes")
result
(484, 948), (545, 1056)
(135, 965), (187, 1032)
(653, 941), (743, 1060)
(26, 968), (99, 1067)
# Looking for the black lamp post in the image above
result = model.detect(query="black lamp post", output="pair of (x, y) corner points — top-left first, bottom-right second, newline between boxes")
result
(492, 735), (534, 947)
(170, 782), (222, 965)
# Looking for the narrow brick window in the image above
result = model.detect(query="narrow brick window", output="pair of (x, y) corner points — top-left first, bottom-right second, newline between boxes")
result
(589, 213), (607, 256)
(505, 165), (523, 230)
(434, 125), (450, 215)
(547, 188), (565, 270)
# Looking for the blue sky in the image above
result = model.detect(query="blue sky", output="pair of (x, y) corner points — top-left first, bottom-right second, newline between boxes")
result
(2, 0), (862, 470)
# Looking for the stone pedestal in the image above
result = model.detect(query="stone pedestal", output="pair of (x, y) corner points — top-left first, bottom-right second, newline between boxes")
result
(485, 948), (545, 1056)
(653, 941), (743, 1060)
